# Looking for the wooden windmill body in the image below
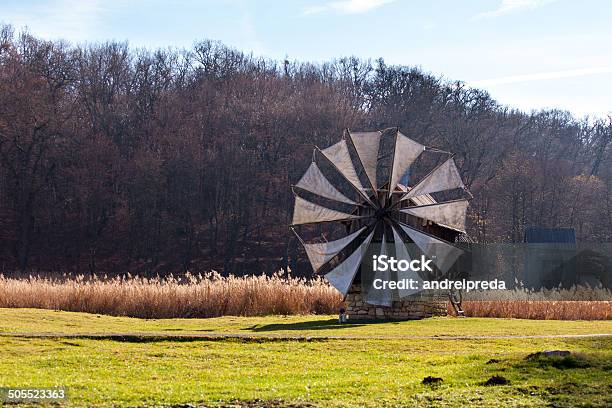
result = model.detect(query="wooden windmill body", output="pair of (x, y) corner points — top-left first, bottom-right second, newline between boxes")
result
(291, 128), (471, 320)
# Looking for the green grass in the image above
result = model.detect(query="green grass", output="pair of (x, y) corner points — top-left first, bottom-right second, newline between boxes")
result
(2, 308), (612, 338)
(0, 309), (611, 407)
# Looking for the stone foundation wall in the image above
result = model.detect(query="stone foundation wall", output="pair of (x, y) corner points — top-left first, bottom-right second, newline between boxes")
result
(344, 284), (447, 320)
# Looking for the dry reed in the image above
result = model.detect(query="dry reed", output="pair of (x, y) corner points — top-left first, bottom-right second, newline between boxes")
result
(452, 285), (612, 320)
(0, 271), (343, 318)
(1, 273), (610, 320)
(455, 301), (612, 320)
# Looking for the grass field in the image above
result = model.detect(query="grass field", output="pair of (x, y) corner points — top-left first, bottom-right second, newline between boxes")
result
(1, 309), (611, 407)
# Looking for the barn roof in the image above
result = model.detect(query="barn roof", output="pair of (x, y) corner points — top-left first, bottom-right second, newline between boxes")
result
(524, 228), (576, 244)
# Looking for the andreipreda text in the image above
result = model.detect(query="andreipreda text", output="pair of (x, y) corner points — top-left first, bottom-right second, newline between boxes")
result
(371, 254), (507, 292)
(372, 278), (507, 292)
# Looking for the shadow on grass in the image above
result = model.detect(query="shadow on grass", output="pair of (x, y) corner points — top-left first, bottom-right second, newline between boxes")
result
(53, 335), (331, 343)
(247, 318), (404, 332)
(161, 328), (216, 332)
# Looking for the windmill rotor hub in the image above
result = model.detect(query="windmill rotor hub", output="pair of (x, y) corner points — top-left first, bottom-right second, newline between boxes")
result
(375, 207), (391, 220)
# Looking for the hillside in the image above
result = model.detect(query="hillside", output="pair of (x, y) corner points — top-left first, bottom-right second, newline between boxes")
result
(0, 26), (610, 275)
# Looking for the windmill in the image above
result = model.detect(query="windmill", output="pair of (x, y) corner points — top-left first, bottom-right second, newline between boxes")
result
(291, 128), (472, 319)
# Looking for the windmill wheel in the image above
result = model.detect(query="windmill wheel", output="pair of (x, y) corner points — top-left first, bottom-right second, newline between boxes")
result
(291, 128), (471, 306)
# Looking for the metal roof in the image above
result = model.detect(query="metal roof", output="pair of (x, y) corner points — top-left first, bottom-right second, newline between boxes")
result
(524, 228), (576, 244)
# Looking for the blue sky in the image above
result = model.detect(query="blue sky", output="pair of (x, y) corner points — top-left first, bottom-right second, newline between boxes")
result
(2, 0), (612, 118)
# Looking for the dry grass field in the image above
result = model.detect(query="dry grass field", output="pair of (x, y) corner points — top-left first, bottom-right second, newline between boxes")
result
(458, 300), (612, 320)
(0, 273), (610, 320)
(0, 272), (342, 318)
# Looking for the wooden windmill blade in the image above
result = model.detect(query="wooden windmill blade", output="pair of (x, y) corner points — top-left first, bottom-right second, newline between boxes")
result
(291, 128), (471, 303)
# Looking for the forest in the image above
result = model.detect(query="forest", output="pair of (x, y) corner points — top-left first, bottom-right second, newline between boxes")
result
(0, 25), (610, 275)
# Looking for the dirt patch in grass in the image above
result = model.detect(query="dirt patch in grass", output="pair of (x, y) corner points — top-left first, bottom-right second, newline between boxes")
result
(483, 375), (509, 386)
(422, 376), (443, 385)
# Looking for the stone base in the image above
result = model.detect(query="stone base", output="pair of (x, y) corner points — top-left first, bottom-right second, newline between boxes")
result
(344, 284), (447, 320)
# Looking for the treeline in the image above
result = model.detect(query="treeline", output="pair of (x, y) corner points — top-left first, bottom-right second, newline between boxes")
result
(0, 26), (610, 275)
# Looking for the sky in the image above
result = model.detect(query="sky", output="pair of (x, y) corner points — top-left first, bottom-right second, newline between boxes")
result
(2, 0), (612, 119)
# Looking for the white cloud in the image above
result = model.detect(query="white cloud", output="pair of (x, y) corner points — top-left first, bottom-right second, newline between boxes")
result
(471, 0), (557, 20)
(303, 0), (396, 16)
(469, 66), (612, 87)
(236, 0), (267, 56)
